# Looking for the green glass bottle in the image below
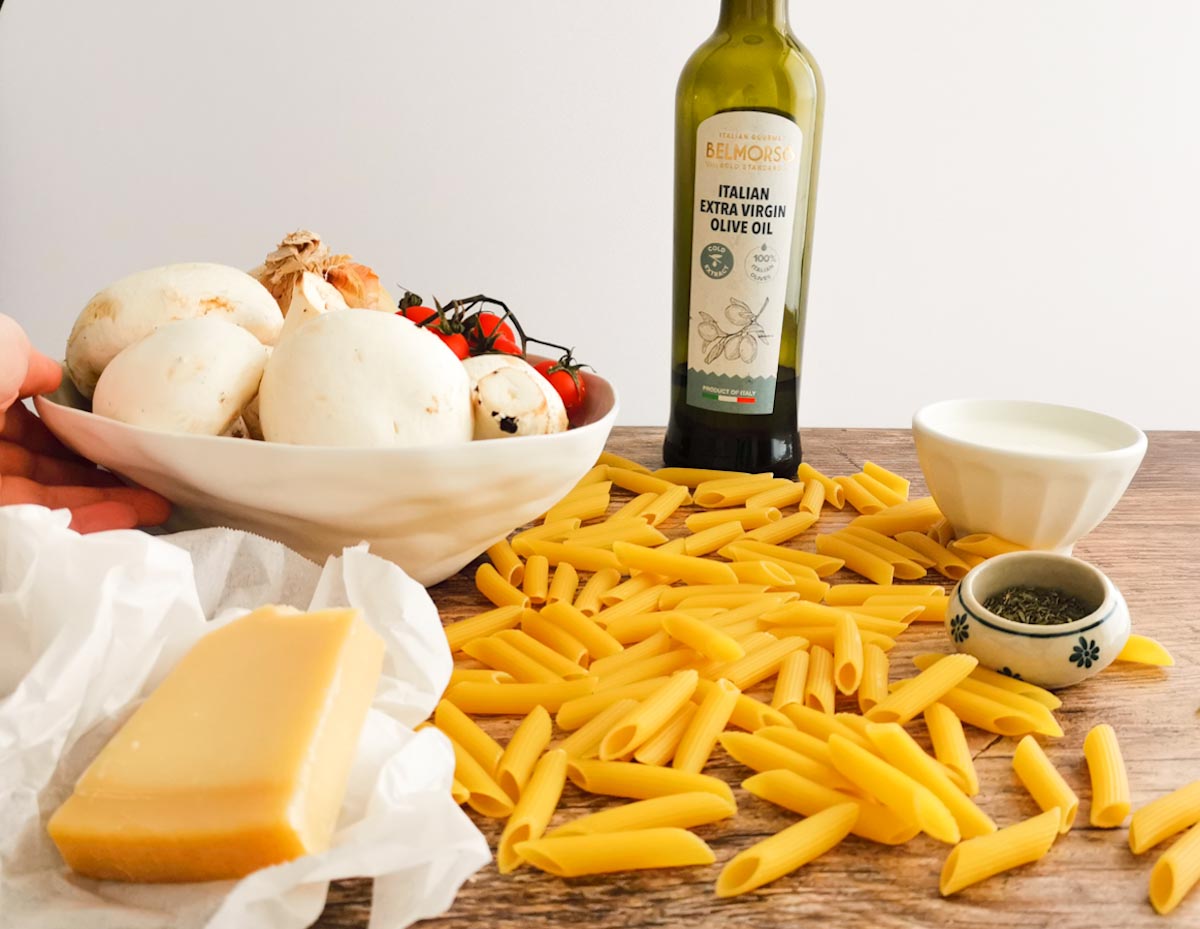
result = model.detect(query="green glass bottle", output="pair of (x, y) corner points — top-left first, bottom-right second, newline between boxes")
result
(663, 0), (823, 477)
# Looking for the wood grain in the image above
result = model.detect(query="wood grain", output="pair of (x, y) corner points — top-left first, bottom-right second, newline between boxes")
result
(317, 428), (1200, 928)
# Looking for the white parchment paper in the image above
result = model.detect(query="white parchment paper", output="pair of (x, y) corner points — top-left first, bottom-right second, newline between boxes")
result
(0, 505), (490, 929)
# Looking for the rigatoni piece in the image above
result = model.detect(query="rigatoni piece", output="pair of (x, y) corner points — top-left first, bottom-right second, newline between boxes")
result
(496, 706), (554, 801)
(865, 654), (978, 725)
(487, 539), (525, 586)
(924, 702), (979, 796)
(1012, 735), (1078, 834)
(546, 792), (735, 838)
(1084, 723), (1131, 827)
(772, 650), (810, 710)
(497, 749), (568, 873)
(858, 643), (889, 713)
(716, 804), (857, 897)
(673, 678), (739, 773)
(516, 829), (714, 878)
(1149, 820), (1200, 914)
(1130, 780), (1200, 854)
(939, 809), (1060, 896)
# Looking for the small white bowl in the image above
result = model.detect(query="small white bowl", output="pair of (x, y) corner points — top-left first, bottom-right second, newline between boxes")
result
(947, 551), (1131, 689)
(34, 367), (618, 587)
(912, 398), (1146, 553)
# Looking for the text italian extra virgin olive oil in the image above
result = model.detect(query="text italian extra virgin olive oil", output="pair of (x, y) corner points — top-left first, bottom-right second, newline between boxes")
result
(663, 0), (823, 477)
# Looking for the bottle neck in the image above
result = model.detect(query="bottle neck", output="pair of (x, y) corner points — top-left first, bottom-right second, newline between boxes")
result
(717, 0), (789, 30)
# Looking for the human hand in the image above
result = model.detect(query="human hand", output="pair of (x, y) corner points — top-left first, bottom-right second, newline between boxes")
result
(0, 315), (170, 533)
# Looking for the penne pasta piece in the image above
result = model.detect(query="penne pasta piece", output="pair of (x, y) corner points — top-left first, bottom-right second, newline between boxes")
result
(652, 466), (752, 487)
(497, 749), (568, 873)
(590, 630), (671, 678)
(803, 646), (836, 715)
(612, 542), (739, 585)
(816, 535), (895, 586)
(912, 654), (1061, 709)
(1130, 780), (1200, 855)
(850, 496), (944, 536)
(707, 636), (807, 691)
(573, 567), (622, 616)
(555, 678), (668, 730)
(796, 463), (844, 508)
(444, 604), (525, 653)
(599, 671), (700, 760)
(727, 560), (796, 587)
(864, 594), (948, 622)
(597, 450), (651, 474)
(597, 584), (671, 625)
(555, 699), (640, 760)
(673, 678), (740, 773)
(448, 733), (515, 819)
(572, 464), (611, 488)
(602, 611), (667, 646)
(781, 703), (874, 752)
(602, 572), (662, 605)
(865, 654), (978, 725)
(496, 705), (554, 801)
(858, 643), (889, 713)
(463, 636), (563, 684)
(862, 461), (910, 498)
(546, 791), (736, 838)
(772, 650), (810, 709)
(941, 678), (1062, 738)
(605, 467), (683, 498)
(609, 492), (658, 522)
(521, 610), (589, 666)
(746, 480), (808, 510)
(742, 511), (820, 545)
(511, 518), (583, 555)
(495, 629), (589, 680)
(866, 722), (995, 839)
(716, 803), (858, 897)
(693, 473), (777, 508)
(825, 583), (944, 605)
(521, 555), (550, 605)
(692, 678), (791, 732)
(684, 521), (746, 556)
(946, 543), (986, 568)
(451, 779), (470, 806)
(1116, 633), (1175, 667)
(952, 533), (1026, 558)
(567, 759), (735, 804)
(718, 731), (854, 792)
(444, 678), (598, 716)
(541, 601), (624, 660)
(833, 614), (863, 695)
(799, 478), (825, 515)
(1012, 735), (1079, 834)
(674, 592), (797, 611)
(685, 507), (781, 533)
(475, 563), (532, 609)
(1084, 723), (1131, 828)
(929, 516), (955, 546)
(1150, 820), (1200, 915)
(545, 486), (612, 524)
(778, 626), (893, 655)
(743, 770), (919, 846)
(761, 601), (908, 635)
(835, 476), (886, 515)
(487, 539), (525, 586)
(522, 540), (625, 575)
(516, 828), (714, 878)
(722, 540), (844, 577)
(894, 531), (972, 580)
(919, 684), (1043, 737)
(852, 471), (906, 508)
(633, 701), (698, 766)
(834, 712), (873, 742)
(546, 561), (579, 605)
(767, 575), (832, 603)
(939, 809), (1060, 896)
(450, 668), (516, 687)
(755, 725), (834, 767)
(924, 702), (979, 796)
(841, 526), (934, 567)
(560, 520), (669, 550)
(828, 735), (960, 845)
(596, 650), (696, 690)
(640, 484), (694, 527)
(435, 699), (505, 777)
(849, 603), (924, 624)
(658, 584), (767, 609)
(661, 613), (745, 663)
(830, 531), (926, 579)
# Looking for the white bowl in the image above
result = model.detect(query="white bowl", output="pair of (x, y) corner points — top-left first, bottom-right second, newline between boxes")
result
(34, 369), (618, 586)
(947, 551), (1131, 689)
(912, 398), (1146, 552)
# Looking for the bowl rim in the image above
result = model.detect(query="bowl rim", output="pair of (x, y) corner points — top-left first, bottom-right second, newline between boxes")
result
(912, 398), (1147, 464)
(954, 551), (1118, 638)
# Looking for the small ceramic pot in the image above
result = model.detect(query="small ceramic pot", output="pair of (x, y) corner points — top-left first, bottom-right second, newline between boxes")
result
(946, 551), (1130, 689)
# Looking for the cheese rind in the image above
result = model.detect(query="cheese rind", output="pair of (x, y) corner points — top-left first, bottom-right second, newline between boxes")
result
(48, 605), (385, 882)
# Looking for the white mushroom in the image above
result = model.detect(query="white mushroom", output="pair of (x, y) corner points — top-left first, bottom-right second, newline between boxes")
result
(277, 272), (349, 342)
(66, 263), (283, 397)
(92, 318), (268, 436)
(462, 354), (568, 439)
(258, 310), (472, 448)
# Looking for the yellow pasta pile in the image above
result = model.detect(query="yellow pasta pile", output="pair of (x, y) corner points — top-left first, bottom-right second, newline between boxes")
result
(432, 451), (1189, 910)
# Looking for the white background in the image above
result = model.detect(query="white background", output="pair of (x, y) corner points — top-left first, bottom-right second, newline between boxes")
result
(2, 0), (1197, 429)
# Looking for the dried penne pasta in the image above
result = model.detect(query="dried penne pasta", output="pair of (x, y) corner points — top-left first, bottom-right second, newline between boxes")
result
(1012, 735), (1078, 834)
(597, 584), (671, 623)
(718, 732), (853, 792)
(849, 603), (925, 624)
(451, 779), (470, 806)
(541, 601), (624, 660)
(610, 492), (658, 522)
(830, 530), (926, 579)
(842, 526), (934, 567)
(435, 699), (505, 778)
(463, 636), (563, 684)
(606, 467), (683, 498)
(633, 701), (698, 766)
(599, 670), (699, 760)
(661, 613), (745, 663)
(727, 559), (795, 587)
(694, 679), (792, 732)
(521, 555), (550, 605)
(911, 654), (1062, 710)
(709, 636), (806, 691)
(511, 520), (583, 556)
(516, 828), (715, 878)
(560, 520), (669, 550)
(1085, 724), (1131, 827)
(946, 542), (986, 568)
(602, 572), (661, 605)
(487, 539), (525, 586)
(828, 735), (960, 845)
(864, 594), (948, 622)
(762, 601), (908, 636)
(450, 668), (516, 687)
(1116, 633), (1175, 666)
(796, 463), (845, 508)
(546, 561), (579, 605)
(862, 461), (910, 498)
(444, 604), (525, 653)
(596, 650), (696, 690)
(850, 496), (944, 536)
(768, 575), (832, 603)
(803, 646), (836, 715)
(546, 792), (736, 838)
(675, 592), (796, 611)
(449, 733), (515, 818)
(556, 678), (668, 730)
(567, 759), (736, 804)
(941, 677), (1063, 738)
(920, 684), (1043, 737)
(653, 466), (753, 486)
(1150, 820), (1200, 914)
(674, 678), (740, 773)
(893, 531), (972, 580)
(852, 471), (907, 508)
(858, 643), (889, 713)
(597, 450), (651, 474)
(684, 521), (746, 556)
(521, 610), (590, 666)
(928, 516), (954, 546)
(924, 702), (979, 796)
(641, 484), (693, 527)
(835, 476), (886, 515)
(825, 583), (944, 605)
(743, 770), (919, 846)
(815, 535), (895, 586)
(685, 507), (781, 532)
(572, 464), (611, 488)
(658, 584), (767, 609)
(866, 722), (995, 839)
(555, 699), (640, 759)
(781, 703), (874, 753)
(746, 480), (808, 510)
(522, 540), (625, 574)
(953, 533), (1026, 558)
(772, 650), (810, 709)
(866, 654), (978, 725)
(693, 474), (776, 508)
(445, 678), (598, 715)
(497, 749), (568, 873)
(716, 803), (858, 897)
(612, 542), (739, 585)
(741, 511), (820, 545)
(573, 567), (622, 616)
(603, 611), (667, 646)
(777, 626), (894, 655)
(496, 705), (554, 801)
(545, 486), (611, 523)
(476, 563), (532, 609)
(723, 540), (845, 577)
(833, 614), (863, 695)
(799, 478), (825, 515)
(590, 630), (670, 677)
(939, 809), (1060, 896)
(1130, 780), (1200, 855)
(495, 630), (589, 680)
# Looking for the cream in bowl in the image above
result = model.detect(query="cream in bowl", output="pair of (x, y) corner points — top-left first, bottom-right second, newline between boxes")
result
(912, 399), (1146, 553)
(946, 551), (1131, 689)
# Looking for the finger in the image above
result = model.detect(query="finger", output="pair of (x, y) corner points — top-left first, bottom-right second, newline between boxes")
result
(0, 476), (171, 526)
(69, 501), (140, 534)
(0, 315), (32, 409)
(0, 401), (78, 457)
(19, 351), (63, 398)
(0, 440), (122, 486)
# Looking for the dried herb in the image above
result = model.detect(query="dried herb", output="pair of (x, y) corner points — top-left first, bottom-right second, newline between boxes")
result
(983, 585), (1094, 625)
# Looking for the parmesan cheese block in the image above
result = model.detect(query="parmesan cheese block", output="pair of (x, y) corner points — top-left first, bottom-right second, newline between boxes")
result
(47, 605), (385, 883)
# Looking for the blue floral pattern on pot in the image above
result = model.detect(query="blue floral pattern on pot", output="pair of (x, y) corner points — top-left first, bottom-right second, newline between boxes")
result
(998, 667), (1023, 680)
(950, 614), (970, 643)
(1069, 636), (1101, 668)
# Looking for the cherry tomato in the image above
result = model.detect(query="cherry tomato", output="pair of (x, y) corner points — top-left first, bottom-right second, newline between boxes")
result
(398, 306), (438, 327)
(535, 359), (586, 422)
(490, 336), (524, 356)
(475, 311), (516, 345)
(437, 332), (470, 360)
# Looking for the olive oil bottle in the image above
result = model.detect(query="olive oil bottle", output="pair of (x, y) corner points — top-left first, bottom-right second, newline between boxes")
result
(663, 0), (823, 476)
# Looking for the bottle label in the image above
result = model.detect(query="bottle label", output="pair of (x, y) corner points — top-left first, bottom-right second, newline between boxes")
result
(685, 111), (804, 415)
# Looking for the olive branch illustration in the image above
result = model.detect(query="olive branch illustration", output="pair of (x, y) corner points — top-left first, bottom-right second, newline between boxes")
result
(697, 297), (770, 364)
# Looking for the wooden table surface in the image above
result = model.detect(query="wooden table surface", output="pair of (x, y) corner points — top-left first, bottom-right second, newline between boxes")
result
(318, 427), (1200, 929)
